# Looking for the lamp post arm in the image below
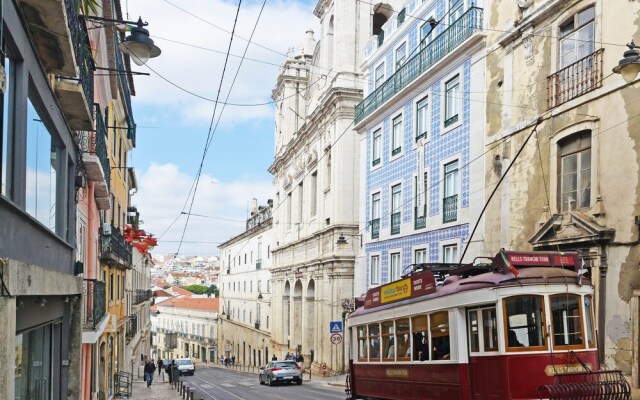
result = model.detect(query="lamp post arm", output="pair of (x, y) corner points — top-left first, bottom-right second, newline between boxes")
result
(84, 15), (148, 27)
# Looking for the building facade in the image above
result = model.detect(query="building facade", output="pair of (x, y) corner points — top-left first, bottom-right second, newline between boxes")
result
(482, 0), (640, 394)
(218, 201), (273, 366)
(268, 0), (375, 374)
(354, 0), (487, 300)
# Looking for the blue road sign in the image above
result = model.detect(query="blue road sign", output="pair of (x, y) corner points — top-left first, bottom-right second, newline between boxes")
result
(329, 321), (343, 334)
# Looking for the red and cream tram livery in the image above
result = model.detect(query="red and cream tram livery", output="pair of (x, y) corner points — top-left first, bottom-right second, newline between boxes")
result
(346, 250), (600, 400)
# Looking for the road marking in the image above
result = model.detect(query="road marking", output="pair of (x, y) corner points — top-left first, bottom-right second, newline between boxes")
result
(190, 375), (248, 400)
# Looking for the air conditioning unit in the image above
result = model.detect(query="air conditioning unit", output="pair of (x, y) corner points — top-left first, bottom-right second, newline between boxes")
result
(101, 223), (112, 235)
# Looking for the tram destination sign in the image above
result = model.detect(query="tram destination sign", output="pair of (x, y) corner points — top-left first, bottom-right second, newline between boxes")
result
(500, 251), (578, 271)
(364, 271), (436, 309)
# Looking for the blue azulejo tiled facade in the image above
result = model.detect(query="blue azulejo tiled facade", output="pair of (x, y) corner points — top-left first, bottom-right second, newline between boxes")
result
(355, 0), (486, 293)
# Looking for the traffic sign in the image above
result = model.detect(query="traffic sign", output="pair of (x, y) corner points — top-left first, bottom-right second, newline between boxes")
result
(329, 321), (343, 334)
(330, 333), (343, 344)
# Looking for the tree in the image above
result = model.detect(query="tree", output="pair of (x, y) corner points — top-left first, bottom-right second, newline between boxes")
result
(180, 284), (209, 295)
(207, 284), (219, 298)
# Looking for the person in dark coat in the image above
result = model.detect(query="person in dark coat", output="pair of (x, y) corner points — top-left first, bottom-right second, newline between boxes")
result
(167, 359), (176, 384)
(271, 354), (277, 361)
(144, 360), (156, 387)
(158, 359), (164, 379)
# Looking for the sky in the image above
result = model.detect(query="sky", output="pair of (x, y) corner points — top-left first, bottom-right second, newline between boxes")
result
(123, 0), (319, 256)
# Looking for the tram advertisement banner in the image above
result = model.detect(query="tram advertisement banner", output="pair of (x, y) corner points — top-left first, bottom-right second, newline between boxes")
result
(364, 271), (437, 308)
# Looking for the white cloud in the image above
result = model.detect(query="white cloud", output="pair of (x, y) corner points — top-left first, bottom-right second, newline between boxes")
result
(126, 0), (319, 126)
(133, 162), (273, 256)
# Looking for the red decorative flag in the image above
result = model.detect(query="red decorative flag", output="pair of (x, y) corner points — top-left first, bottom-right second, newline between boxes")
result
(500, 249), (519, 277)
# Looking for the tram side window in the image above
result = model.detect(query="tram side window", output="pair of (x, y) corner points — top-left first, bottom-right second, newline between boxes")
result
(396, 318), (411, 360)
(369, 324), (381, 361)
(468, 310), (480, 352)
(382, 321), (395, 361)
(550, 294), (584, 348)
(504, 296), (546, 350)
(430, 311), (450, 360)
(411, 315), (429, 361)
(483, 308), (498, 351)
(584, 296), (595, 348)
(357, 326), (368, 361)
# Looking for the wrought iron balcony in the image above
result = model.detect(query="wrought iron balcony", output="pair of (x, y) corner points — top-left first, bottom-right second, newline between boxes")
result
(101, 225), (133, 266)
(355, 7), (483, 124)
(414, 205), (427, 229)
(443, 194), (458, 223)
(79, 104), (110, 209)
(547, 48), (604, 109)
(126, 314), (138, 338)
(256, 259), (262, 270)
(82, 279), (106, 331)
(390, 212), (401, 235)
(133, 289), (152, 305)
(371, 218), (380, 239)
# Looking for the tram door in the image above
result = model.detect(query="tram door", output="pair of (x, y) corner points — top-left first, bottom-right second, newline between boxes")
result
(467, 307), (503, 400)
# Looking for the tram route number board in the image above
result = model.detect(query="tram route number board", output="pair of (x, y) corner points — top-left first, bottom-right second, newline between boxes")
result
(330, 333), (343, 345)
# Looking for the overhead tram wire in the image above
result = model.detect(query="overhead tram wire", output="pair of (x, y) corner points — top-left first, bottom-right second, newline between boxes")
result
(174, 0), (245, 256)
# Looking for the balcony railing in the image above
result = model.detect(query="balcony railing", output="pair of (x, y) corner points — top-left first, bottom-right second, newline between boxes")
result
(371, 218), (380, 239)
(133, 289), (152, 305)
(414, 205), (427, 229)
(355, 7), (483, 124)
(82, 279), (106, 331)
(64, 0), (94, 112)
(390, 212), (401, 235)
(126, 315), (138, 338)
(547, 48), (604, 109)
(93, 105), (110, 188)
(443, 194), (458, 223)
(256, 259), (262, 270)
(101, 225), (132, 266)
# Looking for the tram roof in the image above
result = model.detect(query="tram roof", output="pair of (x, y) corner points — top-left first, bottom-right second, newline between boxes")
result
(351, 250), (590, 318)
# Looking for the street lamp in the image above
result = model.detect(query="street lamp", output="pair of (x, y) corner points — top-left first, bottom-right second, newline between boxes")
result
(84, 16), (161, 66)
(335, 233), (362, 248)
(613, 40), (640, 83)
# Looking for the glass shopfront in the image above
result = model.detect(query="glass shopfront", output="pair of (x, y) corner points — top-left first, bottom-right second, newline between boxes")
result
(15, 323), (57, 400)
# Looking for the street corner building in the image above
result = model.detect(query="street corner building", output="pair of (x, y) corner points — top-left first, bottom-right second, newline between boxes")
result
(0, 0), (154, 399)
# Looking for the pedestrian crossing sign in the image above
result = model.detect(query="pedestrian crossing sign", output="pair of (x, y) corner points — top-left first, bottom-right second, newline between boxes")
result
(329, 321), (343, 334)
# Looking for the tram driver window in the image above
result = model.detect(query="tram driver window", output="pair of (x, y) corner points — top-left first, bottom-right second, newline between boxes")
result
(504, 296), (546, 350)
(550, 294), (584, 348)
(430, 311), (450, 360)
(411, 315), (429, 361)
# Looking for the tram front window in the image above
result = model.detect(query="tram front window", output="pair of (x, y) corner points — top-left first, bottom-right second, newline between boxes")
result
(504, 296), (546, 350)
(585, 296), (595, 347)
(550, 294), (584, 348)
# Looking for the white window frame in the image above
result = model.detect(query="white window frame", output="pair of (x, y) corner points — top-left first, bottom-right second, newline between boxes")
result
(370, 252), (382, 286)
(441, 241), (459, 264)
(371, 190), (381, 224)
(413, 170), (429, 228)
(374, 61), (386, 89)
(371, 125), (383, 169)
(389, 179), (403, 235)
(391, 112), (404, 161)
(413, 246), (428, 264)
(414, 94), (430, 145)
(558, 6), (595, 69)
(419, 13), (437, 50)
(389, 249), (403, 282)
(443, 73), (462, 131)
(395, 41), (408, 71)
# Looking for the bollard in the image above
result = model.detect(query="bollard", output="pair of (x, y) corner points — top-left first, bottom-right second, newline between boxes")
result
(189, 389), (194, 400)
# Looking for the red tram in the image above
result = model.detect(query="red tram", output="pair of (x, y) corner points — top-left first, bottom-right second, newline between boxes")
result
(345, 250), (621, 400)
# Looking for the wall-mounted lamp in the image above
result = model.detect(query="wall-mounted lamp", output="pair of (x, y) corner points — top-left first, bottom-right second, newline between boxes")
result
(613, 40), (640, 82)
(37, 297), (47, 307)
(257, 292), (263, 300)
(493, 154), (502, 175)
(84, 16), (161, 66)
(336, 233), (362, 248)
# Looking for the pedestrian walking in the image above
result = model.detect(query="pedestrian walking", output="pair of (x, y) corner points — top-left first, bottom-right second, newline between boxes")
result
(158, 359), (164, 381)
(231, 355), (235, 366)
(167, 359), (176, 384)
(144, 360), (156, 387)
(271, 354), (277, 361)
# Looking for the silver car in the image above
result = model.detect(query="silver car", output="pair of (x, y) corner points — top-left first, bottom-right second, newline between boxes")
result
(259, 361), (303, 386)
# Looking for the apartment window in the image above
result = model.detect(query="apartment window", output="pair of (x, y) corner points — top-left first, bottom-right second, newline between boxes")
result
(26, 99), (59, 232)
(414, 248), (427, 264)
(372, 129), (381, 166)
(390, 252), (401, 281)
(297, 182), (304, 222)
(325, 151), (332, 189)
(449, 0), (464, 26)
(371, 192), (381, 239)
(370, 255), (380, 285)
(374, 63), (385, 88)
(414, 173), (428, 229)
(420, 20), (435, 50)
(415, 97), (428, 141)
(443, 244), (458, 263)
(444, 75), (460, 127)
(391, 115), (403, 156)
(559, 131), (591, 211)
(443, 161), (459, 223)
(310, 172), (317, 216)
(559, 7), (595, 69)
(391, 184), (401, 235)
(395, 43), (407, 71)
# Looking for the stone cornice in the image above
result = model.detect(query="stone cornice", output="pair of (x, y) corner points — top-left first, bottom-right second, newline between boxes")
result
(218, 217), (273, 249)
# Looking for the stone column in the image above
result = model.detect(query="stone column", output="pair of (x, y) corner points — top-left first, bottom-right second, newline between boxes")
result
(0, 296), (17, 400)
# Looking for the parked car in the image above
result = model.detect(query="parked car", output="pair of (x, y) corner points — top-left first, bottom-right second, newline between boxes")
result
(259, 361), (302, 386)
(176, 358), (195, 376)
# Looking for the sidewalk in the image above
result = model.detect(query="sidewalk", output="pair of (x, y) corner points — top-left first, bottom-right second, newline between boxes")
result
(126, 376), (180, 400)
